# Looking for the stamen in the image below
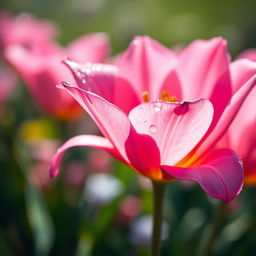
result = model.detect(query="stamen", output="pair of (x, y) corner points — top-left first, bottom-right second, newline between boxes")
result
(160, 91), (177, 102)
(142, 91), (150, 102)
(169, 96), (177, 102)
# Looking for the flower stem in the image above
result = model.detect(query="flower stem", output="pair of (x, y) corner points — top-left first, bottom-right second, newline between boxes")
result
(150, 180), (167, 256)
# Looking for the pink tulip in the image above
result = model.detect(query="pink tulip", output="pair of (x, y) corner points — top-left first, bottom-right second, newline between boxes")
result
(0, 11), (57, 51)
(4, 33), (110, 120)
(218, 59), (256, 185)
(50, 36), (256, 202)
(236, 49), (256, 62)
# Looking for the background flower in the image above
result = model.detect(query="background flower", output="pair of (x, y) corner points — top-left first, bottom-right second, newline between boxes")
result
(4, 32), (110, 120)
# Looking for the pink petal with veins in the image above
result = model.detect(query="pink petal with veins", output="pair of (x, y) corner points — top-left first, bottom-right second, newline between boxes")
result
(118, 36), (177, 100)
(177, 38), (232, 126)
(63, 59), (140, 113)
(194, 75), (256, 159)
(128, 99), (213, 166)
(59, 82), (131, 162)
(161, 149), (243, 202)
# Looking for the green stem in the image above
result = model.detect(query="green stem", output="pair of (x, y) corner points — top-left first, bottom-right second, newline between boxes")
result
(199, 201), (227, 256)
(150, 180), (167, 256)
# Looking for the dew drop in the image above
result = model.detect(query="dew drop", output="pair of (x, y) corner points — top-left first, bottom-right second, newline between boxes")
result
(82, 78), (86, 84)
(133, 39), (140, 46)
(154, 102), (162, 112)
(150, 125), (157, 133)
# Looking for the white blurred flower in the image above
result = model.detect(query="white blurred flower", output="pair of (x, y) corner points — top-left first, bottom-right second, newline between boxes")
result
(84, 173), (123, 205)
(130, 215), (169, 246)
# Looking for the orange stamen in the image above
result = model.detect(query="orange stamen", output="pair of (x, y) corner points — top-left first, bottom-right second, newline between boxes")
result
(142, 91), (150, 102)
(160, 91), (177, 102)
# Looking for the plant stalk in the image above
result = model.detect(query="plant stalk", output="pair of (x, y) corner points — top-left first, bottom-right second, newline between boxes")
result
(150, 180), (167, 256)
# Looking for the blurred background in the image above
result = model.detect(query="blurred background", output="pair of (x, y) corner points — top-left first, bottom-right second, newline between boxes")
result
(1, 0), (256, 255)
(2, 0), (256, 54)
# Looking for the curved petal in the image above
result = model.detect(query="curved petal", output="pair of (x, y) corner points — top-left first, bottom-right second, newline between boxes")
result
(50, 135), (119, 177)
(178, 37), (231, 99)
(125, 130), (162, 180)
(228, 59), (256, 134)
(177, 38), (232, 125)
(230, 59), (256, 93)
(63, 59), (140, 113)
(128, 99), (213, 165)
(228, 122), (256, 184)
(67, 33), (110, 63)
(236, 49), (256, 62)
(194, 75), (256, 159)
(59, 82), (131, 162)
(119, 36), (177, 100)
(161, 149), (243, 202)
(226, 93), (256, 157)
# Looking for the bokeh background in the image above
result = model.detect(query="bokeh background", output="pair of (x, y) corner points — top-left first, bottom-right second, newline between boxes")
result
(1, 0), (256, 255)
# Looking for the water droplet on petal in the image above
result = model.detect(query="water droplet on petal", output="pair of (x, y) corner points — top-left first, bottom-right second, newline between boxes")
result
(154, 102), (162, 112)
(82, 78), (86, 84)
(133, 39), (140, 46)
(150, 125), (157, 133)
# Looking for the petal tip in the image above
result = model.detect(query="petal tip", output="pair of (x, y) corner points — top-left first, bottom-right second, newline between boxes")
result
(49, 165), (59, 178)
(62, 57), (77, 69)
(61, 80), (75, 88)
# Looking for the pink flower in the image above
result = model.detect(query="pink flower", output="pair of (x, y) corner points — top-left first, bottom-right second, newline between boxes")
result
(27, 139), (60, 189)
(4, 33), (110, 120)
(50, 36), (256, 202)
(0, 64), (17, 108)
(218, 59), (256, 185)
(0, 11), (57, 51)
(236, 49), (256, 62)
(117, 196), (141, 226)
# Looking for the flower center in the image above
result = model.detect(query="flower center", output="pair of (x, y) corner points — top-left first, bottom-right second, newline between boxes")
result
(142, 91), (177, 102)
(160, 90), (177, 102)
(142, 91), (150, 102)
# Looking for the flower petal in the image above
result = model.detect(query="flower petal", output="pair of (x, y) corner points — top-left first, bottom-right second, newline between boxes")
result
(236, 49), (256, 62)
(224, 121), (256, 184)
(67, 33), (110, 63)
(4, 45), (82, 120)
(63, 59), (140, 113)
(230, 58), (256, 93)
(59, 82), (131, 162)
(161, 149), (243, 202)
(128, 99), (213, 165)
(125, 129), (162, 180)
(225, 61), (256, 155)
(50, 135), (118, 177)
(177, 38), (232, 125)
(194, 75), (256, 158)
(119, 36), (177, 100)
